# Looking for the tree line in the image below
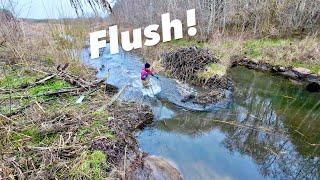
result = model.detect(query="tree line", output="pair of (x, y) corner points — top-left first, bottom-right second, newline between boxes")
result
(107, 0), (320, 40)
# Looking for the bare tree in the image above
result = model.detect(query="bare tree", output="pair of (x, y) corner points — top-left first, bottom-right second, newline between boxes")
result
(104, 0), (320, 39)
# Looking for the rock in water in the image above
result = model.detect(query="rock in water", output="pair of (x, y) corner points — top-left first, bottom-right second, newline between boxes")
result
(128, 156), (183, 180)
(306, 82), (320, 92)
(293, 67), (311, 76)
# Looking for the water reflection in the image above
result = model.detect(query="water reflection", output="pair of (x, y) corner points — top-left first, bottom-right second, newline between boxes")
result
(138, 67), (320, 179)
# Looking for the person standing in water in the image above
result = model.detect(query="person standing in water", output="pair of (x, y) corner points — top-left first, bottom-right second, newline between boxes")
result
(141, 63), (158, 88)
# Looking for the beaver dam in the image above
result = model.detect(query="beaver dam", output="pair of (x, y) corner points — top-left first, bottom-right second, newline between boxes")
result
(82, 44), (320, 179)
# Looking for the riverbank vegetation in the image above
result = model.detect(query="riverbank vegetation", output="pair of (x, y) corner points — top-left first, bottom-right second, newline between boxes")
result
(0, 5), (153, 179)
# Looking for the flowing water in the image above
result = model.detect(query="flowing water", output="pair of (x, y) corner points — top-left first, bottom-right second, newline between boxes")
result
(82, 46), (320, 180)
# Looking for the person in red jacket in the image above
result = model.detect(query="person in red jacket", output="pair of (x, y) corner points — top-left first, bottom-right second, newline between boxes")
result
(141, 63), (158, 87)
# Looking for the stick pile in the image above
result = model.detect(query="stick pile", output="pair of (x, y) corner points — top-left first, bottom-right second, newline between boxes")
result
(162, 47), (219, 84)
(162, 47), (233, 104)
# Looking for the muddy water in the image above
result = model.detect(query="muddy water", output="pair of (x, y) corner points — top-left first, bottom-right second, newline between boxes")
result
(82, 47), (320, 179)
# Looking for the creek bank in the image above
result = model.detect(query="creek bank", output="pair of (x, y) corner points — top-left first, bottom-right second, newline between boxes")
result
(91, 102), (154, 178)
(89, 95), (183, 180)
(232, 57), (320, 92)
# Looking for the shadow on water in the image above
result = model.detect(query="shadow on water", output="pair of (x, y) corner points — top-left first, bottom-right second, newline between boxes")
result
(82, 46), (319, 179)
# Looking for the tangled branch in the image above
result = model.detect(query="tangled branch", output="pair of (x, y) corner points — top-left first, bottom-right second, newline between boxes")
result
(70, 0), (113, 15)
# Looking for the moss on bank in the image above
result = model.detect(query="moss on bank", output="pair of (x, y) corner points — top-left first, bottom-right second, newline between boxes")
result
(71, 150), (108, 179)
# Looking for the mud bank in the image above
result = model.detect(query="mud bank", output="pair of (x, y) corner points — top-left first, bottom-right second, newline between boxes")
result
(90, 102), (155, 178)
(90, 102), (184, 179)
(232, 57), (320, 92)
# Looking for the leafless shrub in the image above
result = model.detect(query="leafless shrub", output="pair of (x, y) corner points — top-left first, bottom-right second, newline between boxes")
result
(0, 8), (21, 47)
(70, 0), (113, 15)
(108, 0), (320, 39)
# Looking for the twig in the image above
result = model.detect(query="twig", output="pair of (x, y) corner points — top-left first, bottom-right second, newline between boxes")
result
(35, 74), (56, 85)
(27, 145), (87, 151)
(308, 143), (320, 147)
(106, 85), (129, 107)
(9, 88), (12, 114)
(124, 145), (127, 179)
(35, 101), (45, 113)
(0, 114), (12, 121)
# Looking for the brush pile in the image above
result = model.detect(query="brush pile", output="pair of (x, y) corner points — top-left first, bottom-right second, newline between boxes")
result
(162, 47), (219, 85)
(162, 47), (232, 104)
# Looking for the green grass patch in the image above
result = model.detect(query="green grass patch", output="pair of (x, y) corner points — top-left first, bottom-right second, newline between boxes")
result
(10, 126), (58, 148)
(243, 38), (293, 60)
(198, 63), (227, 78)
(244, 38), (292, 49)
(0, 68), (41, 89)
(27, 79), (70, 95)
(241, 37), (320, 73)
(0, 79), (70, 100)
(77, 117), (114, 143)
(291, 62), (320, 75)
(71, 150), (108, 179)
(41, 55), (55, 66)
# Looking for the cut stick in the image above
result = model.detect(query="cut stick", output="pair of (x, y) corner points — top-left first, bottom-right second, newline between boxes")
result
(0, 114), (12, 121)
(35, 74), (56, 85)
(107, 85), (128, 107)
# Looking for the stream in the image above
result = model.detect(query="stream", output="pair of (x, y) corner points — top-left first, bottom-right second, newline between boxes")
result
(82, 45), (320, 180)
